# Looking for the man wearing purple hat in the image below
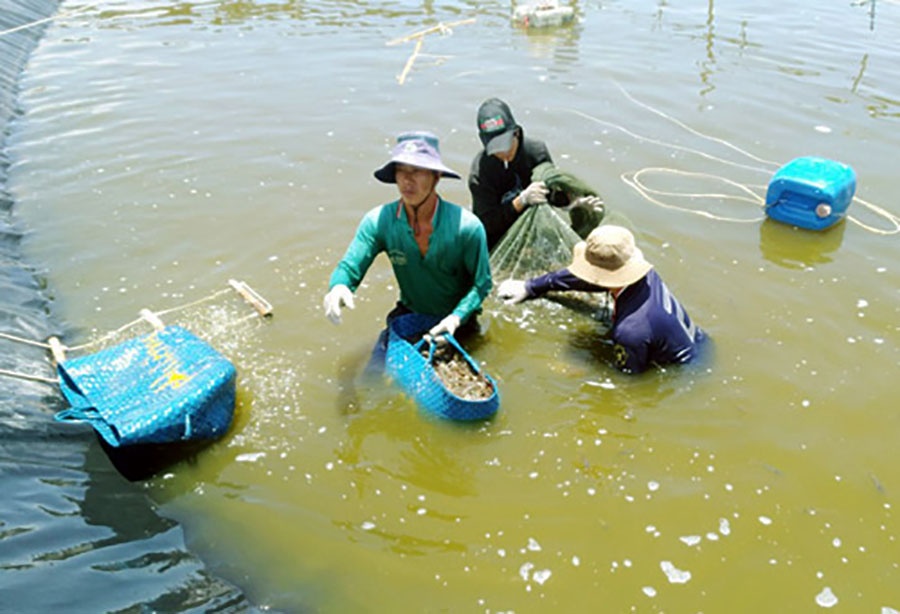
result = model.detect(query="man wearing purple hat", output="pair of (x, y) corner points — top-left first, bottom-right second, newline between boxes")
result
(497, 225), (707, 374)
(323, 131), (492, 365)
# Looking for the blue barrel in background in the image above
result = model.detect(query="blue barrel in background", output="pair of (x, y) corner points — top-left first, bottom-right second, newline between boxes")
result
(764, 156), (857, 231)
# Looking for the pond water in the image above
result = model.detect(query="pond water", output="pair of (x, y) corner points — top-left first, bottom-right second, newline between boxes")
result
(5, 0), (900, 611)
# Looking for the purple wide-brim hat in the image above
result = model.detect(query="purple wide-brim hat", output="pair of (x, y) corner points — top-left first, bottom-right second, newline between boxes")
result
(374, 134), (461, 184)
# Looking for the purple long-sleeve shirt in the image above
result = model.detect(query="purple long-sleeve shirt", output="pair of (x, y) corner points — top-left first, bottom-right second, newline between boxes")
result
(527, 268), (706, 373)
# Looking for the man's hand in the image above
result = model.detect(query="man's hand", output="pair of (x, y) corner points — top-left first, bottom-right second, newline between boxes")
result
(568, 194), (604, 211)
(323, 284), (354, 325)
(425, 314), (461, 343)
(497, 279), (529, 305)
(518, 181), (549, 209)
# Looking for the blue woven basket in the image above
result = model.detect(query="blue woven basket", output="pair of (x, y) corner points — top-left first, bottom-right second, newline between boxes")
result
(385, 313), (499, 421)
(54, 325), (237, 447)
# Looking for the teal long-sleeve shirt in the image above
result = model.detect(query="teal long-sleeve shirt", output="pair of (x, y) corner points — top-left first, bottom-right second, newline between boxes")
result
(329, 197), (493, 323)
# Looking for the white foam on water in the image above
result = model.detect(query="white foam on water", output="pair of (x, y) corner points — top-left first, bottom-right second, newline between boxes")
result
(815, 586), (838, 608)
(660, 560), (691, 584)
(236, 452), (266, 462)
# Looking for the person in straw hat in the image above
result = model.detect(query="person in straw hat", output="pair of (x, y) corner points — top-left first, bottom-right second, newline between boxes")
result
(324, 130), (492, 368)
(497, 225), (707, 374)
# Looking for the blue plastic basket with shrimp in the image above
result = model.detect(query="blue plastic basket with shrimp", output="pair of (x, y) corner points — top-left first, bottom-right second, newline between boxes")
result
(385, 313), (499, 421)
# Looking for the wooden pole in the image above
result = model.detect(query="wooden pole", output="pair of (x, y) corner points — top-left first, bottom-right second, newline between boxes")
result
(139, 309), (166, 331)
(48, 337), (67, 365)
(397, 36), (424, 85)
(386, 18), (476, 46)
(228, 279), (274, 317)
(391, 18), (476, 85)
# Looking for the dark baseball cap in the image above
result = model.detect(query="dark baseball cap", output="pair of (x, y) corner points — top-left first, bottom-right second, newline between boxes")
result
(477, 98), (518, 156)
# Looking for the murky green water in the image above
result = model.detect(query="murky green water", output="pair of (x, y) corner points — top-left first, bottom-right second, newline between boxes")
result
(7, 0), (900, 611)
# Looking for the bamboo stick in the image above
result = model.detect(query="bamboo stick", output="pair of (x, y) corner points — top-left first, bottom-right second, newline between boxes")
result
(228, 279), (274, 317)
(397, 37), (424, 85)
(139, 309), (166, 331)
(386, 18), (476, 46)
(48, 337), (67, 365)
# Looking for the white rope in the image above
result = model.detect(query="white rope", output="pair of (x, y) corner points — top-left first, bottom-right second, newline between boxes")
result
(0, 331), (51, 349)
(0, 3), (97, 38)
(846, 196), (900, 235)
(565, 85), (900, 235)
(0, 287), (238, 353)
(565, 108), (773, 175)
(0, 286), (263, 384)
(66, 288), (234, 352)
(144, 288), (232, 319)
(613, 82), (782, 169)
(0, 367), (56, 384)
(621, 167), (766, 224)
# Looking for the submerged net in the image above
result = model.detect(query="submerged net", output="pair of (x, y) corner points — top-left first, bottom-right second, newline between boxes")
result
(490, 204), (581, 281)
(489, 205), (613, 326)
(488, 164), (615, 326)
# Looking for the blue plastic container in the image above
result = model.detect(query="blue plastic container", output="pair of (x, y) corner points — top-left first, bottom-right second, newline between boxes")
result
(764, 157), (856, 231)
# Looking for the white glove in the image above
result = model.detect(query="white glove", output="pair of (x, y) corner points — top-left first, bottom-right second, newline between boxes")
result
(568, 194), (604, 211)
(497, 279), (529, 305)
(519, 181), (549, 208)
(323, 284), (354, 325)
(425, 314), (461, 343)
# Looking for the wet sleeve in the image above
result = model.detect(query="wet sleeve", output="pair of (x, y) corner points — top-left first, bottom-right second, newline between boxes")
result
(526, 269), (602, 298)
(328, 208), (384, 292)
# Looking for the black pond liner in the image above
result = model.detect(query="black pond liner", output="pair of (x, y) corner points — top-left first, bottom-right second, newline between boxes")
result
(0, 2), (268, 611)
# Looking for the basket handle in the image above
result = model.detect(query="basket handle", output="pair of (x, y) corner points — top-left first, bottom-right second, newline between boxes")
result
(413, 337), (437, 363)
(415, 334), (484, 375)
(55, 406), (122, 447)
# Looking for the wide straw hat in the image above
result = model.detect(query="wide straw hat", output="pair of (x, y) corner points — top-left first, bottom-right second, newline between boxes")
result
(374, 131), (461, 184)
(568, 225), (653, 287)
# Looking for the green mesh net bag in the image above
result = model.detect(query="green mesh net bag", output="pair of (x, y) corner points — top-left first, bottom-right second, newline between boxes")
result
(532, 161), (605, 240)
(490, 204), (580, 281)
(487, 163), (639, 327)
(489, 204), (612, 325)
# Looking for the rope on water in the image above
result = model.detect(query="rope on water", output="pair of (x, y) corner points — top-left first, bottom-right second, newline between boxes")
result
(0, 367), (56, 384)
(844, 196), (900, 235)
(65, 287), (234, 353)
(613, 82), (782, 170)
(0, 331), (52, 349)
(0, 284), (266, 386)
(621, 167), (767, 224)
(566, 84), (900, 235)
(0, 3), (97, 38)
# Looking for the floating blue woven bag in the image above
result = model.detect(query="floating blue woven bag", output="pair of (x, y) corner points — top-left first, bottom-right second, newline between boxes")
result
(385, 313), (499, 421)
(54, 325), (237, 447)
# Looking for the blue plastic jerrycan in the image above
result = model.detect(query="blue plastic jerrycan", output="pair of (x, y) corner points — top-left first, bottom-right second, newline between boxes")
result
(765, 157), (856, 231)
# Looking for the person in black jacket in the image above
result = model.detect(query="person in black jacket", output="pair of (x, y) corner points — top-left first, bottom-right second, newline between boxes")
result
(468, 98), (601, 250)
